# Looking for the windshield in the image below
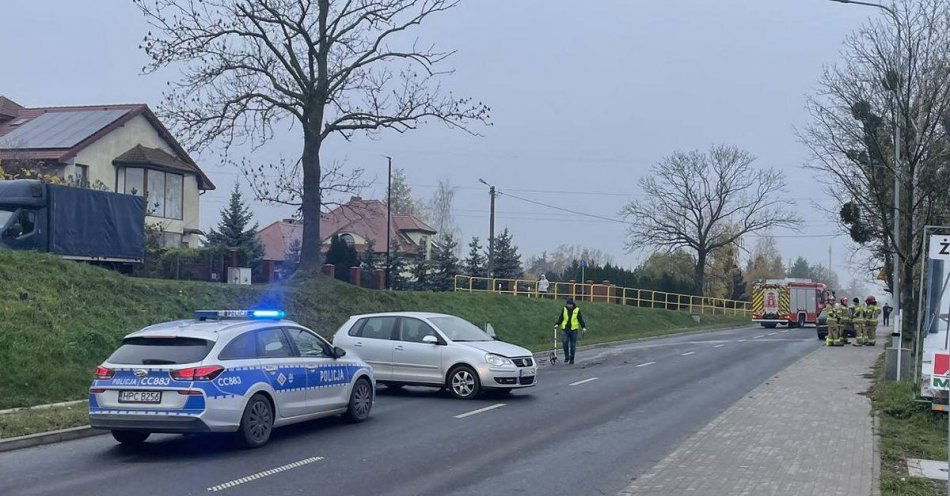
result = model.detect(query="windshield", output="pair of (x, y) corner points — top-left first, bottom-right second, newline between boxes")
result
(108, 337), (214, 365)
(429, 316), (492, 342)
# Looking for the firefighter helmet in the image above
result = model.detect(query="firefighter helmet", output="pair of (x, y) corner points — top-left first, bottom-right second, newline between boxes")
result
(866, 295), (877, 305)
(840, 297), (848, 305)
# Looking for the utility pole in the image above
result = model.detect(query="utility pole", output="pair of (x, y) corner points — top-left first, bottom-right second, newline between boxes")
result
(385, 156), (393, 289)
(479, 179), (497, 278)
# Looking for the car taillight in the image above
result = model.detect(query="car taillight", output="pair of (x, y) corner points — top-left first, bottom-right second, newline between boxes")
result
(171, 365), (224, 381)
(177, 390), (203, 396)
(89, 388), (106, 394)
(94, 366), (114, 380)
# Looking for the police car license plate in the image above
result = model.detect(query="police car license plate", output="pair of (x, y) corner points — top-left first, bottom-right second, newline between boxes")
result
(118, 391), (162, 404)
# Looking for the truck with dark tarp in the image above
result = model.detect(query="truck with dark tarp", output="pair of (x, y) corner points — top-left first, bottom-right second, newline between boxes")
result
(0, 179), (145, 263)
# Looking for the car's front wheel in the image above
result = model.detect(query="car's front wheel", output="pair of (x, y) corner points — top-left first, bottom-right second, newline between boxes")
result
(112, 430), (149, 446)
(344, 377), (373, 423)
(237, 394), (274, 449)
(447, 365), (481, 400)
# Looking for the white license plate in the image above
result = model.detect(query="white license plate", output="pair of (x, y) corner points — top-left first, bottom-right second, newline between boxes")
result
(118, 391), (162, 404)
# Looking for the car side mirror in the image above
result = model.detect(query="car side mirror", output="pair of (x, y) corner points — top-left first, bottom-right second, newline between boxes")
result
(422, 334), (439, 345)
(484, 323), (497, 340)
(333, 346), (347, 358)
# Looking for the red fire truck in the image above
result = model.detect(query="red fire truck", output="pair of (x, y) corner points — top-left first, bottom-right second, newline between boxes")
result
(752, 279), (833, 328)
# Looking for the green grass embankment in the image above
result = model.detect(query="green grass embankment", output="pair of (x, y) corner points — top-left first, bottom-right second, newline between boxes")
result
(0, 249), (746, 409)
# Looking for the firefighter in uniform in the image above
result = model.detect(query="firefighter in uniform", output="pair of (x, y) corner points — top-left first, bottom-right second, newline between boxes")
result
(836, 297), (850, 346)
(852, 297), (867, 346)
(864, 296), (880, 346)
(825, 301), (840, 347)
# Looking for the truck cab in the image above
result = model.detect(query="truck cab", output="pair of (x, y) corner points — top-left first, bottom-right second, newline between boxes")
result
(0, 180), (47, 252)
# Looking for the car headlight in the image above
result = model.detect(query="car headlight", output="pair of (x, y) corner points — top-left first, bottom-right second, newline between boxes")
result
(485, 353), (515, 367)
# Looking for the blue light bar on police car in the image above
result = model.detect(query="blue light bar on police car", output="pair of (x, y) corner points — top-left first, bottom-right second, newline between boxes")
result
(194, 310), (286, 320)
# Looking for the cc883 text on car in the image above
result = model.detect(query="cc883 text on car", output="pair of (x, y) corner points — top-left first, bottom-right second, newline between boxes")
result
(332, 312), (537, 399)
(88, 310), (375, 448)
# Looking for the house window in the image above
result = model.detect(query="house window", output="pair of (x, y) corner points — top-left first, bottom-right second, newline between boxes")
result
(117, 168), (183, 220)
(122, 168), (145, 196)
(147, 170), (166, 217)
(161, 232), (182, 248)
(74, 164), (89, 187)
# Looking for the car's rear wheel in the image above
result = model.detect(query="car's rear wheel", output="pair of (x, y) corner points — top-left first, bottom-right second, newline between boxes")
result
(798, 314), (806, 328)
(344, 377), (373, 423)
(447, 365), (481, 400)
(237, 394), (274, 448)
(111, 430), (149, 445)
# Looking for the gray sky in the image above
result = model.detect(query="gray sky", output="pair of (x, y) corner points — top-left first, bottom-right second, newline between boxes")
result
(0, 0), (886, 289)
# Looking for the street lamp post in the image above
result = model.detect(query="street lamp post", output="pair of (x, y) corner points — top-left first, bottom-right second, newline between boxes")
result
(385, 156), (393, 290)
(829, 0), (903, 345)
(478, 178), (497, 279)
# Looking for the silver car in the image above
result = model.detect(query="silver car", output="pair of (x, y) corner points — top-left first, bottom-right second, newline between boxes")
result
(332, 312), (537, 399)
(89, 310), (375, 448)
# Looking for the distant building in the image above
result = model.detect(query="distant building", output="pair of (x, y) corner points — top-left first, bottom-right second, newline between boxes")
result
(257, 196), (437, 280)
(0, 96), (214, 247)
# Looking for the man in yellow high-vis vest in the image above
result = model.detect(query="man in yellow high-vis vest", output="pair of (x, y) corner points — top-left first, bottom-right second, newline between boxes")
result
(555, 298), (587, 364)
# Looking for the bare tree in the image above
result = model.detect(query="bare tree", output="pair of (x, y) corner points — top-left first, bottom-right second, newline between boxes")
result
(136, 0), (490, 269)
(426, 177), (458, 242)
(621, 145), (801, 294)
(800, 0), (950, 331)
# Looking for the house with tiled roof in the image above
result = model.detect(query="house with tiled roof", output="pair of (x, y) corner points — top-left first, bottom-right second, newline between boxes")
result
(257, 196), (437, 280)
(0, 96), (214, 248)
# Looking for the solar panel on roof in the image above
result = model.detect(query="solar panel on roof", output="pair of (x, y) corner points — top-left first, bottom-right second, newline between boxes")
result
(0, 109), (128, 149)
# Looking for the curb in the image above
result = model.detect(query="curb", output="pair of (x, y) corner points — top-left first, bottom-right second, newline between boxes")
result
(532, 322), (754, 362)
(0, 425), (104, 453)
(0, 399), (86, 416)
(871, 412), (881, 496)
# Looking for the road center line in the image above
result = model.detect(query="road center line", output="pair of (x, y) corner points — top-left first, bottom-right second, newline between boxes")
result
(753, 335), (765, 339)
(681, 351), (695, 356)
(454, 403), (506, 419)
(738, 339), (746, 342)
(207, 456), (324, 492)
(636, 361), (656, 367)
(713, 344), (725, 348)
(569, 377), (599, 386)
(768, 332), (777, 336)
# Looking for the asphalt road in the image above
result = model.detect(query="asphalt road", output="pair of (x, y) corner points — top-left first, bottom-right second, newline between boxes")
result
(0, 324), (820, 496)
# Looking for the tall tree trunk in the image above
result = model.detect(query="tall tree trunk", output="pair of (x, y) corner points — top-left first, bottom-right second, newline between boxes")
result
(695, 250), (707, 296)
(299, 131), (322, 271)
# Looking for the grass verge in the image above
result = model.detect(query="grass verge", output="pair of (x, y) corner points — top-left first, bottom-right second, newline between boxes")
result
(0, 249), (746, 410)
(0, 402), (89, 440)
(873, 359), (948, 495)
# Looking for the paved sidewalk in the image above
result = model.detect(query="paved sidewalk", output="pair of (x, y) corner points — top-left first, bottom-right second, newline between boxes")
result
(621, 330), (884, 496)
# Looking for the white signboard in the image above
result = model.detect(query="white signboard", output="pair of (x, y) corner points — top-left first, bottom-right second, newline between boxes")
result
(929, 234), (950, 261)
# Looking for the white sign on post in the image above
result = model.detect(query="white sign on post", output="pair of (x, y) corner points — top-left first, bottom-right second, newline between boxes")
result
(929, 235), (950, 261)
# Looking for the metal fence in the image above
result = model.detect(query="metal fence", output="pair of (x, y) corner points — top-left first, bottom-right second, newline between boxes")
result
(453, 275), (752, 316)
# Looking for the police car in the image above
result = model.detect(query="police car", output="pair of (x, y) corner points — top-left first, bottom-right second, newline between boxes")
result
(89, 310), (374, 448)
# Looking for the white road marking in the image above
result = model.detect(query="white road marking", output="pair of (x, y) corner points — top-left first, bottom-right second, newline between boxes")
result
(207, 456), (324, 492)
(768, 332), (777, 336)
(636, 361), (656, 367)
(454, 403), (506, 419)
(738, 339), (746, 342)
(569, 377), (599, 386)
(713, 344), (725, 348)
(681, 351), (695, 356)
(753, 335), (765, 339)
